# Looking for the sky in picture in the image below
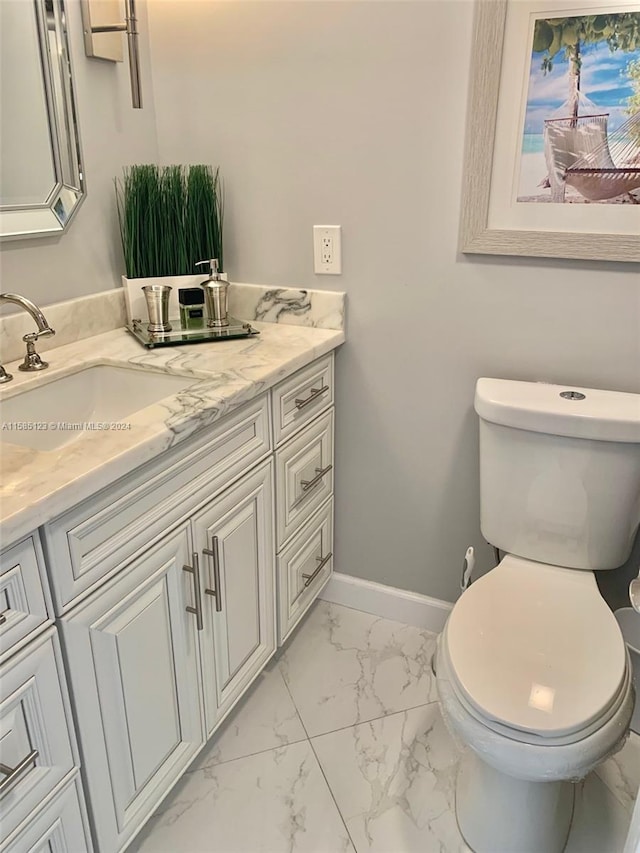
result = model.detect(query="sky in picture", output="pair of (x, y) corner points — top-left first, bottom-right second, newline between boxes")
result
(523, 22), (640, 136)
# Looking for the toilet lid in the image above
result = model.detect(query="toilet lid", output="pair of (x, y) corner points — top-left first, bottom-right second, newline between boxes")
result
(446, 555), (627, 738)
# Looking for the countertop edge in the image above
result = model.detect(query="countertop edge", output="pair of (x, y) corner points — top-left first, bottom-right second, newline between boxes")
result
(0, 325), (344, 547)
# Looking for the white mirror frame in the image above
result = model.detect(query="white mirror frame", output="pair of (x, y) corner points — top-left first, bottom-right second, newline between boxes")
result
(0, 0), (85, 242)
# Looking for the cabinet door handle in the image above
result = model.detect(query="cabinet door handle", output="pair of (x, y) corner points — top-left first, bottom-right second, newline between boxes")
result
(202, 536), (223, 612)
(183, 553), (203, 631)
(0, 749), (38, 797)
(302, 552), (333, 588)
(294, 385), (329, 410)
(300, 464), (333, 493)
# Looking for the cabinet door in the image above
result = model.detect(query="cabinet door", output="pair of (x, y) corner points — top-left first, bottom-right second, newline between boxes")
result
(193, 461), (276, 736)
(60, 524), (203, 853)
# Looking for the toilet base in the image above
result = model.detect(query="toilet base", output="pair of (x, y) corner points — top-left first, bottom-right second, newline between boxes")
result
(456, 750), (575, 853)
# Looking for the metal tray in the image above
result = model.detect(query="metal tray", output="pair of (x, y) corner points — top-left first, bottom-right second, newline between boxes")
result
(127, 316), (260, 348)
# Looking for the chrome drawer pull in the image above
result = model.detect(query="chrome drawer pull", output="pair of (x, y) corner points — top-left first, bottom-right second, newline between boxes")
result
(300, 464), (333, 493)
(294, 385), (329, 410)
(0, 749), (39, 797)
(183, 553), (203, 631)
(202, 536), (223, 613)
(302, 552), (333, 588)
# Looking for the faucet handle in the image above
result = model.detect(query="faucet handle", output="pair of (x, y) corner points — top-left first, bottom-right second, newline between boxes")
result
(23, 327), (55, 343)
(19, 330), (54, 372)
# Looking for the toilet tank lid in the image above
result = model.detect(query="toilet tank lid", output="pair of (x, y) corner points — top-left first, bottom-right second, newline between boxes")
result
(475, 378), (640, 443)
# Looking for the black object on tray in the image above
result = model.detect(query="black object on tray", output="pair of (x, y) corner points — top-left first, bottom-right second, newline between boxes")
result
(127, 316), (260, 348)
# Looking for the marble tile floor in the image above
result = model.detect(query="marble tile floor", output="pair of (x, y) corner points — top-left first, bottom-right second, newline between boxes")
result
(131, 601), (640, 853)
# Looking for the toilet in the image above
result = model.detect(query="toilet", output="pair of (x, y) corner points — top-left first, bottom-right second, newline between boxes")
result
(436, 377), (640, 853)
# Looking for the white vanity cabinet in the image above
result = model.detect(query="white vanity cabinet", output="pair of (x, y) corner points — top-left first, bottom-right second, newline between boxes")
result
(272, 354), (335, 643)
(54, 424), (275, 853)
(9, 351), (337, 853)
(0, 536), (92, 852)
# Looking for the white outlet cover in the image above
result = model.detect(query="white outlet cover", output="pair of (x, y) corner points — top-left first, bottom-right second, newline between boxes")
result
(313, 225), (341, 274)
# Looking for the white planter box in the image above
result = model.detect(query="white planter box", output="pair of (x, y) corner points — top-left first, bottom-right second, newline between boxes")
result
(123, 274), (228, 325)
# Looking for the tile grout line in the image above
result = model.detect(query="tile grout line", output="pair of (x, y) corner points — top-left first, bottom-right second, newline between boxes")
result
(276, 656), (447, 852)
(184, 733), (310, 774)
(293, 697), (444, 741)
(308, 733), (359, 852)
(186, 666), (313, 774)
(277, 660), (359, 852)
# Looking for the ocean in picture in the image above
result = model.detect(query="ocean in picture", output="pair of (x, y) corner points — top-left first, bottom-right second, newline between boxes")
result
(516, 12), (640, 204)
(521, 133), (544, 154)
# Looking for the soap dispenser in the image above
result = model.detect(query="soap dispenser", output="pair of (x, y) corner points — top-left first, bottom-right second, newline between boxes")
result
(196, 259), (229, 328)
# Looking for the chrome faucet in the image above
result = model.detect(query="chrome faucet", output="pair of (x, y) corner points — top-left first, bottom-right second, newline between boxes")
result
(0, 293), (56, 383)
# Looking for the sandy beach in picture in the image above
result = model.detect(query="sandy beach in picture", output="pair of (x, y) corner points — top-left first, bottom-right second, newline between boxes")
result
(517, 151), (640, 203)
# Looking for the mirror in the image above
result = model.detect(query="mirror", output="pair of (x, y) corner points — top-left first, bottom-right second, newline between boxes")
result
(0, 0), (85, 241)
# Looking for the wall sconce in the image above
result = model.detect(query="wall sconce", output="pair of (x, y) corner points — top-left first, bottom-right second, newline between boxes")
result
(80, 0), (142, 108)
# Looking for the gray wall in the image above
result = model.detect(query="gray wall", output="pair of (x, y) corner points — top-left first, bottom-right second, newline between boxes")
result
(0, 0), (159, 307)
(2, 1), (637, 605)
(148, 0), (640, 603)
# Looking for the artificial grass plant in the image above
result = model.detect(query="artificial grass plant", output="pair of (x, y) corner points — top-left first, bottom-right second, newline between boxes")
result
(115, 164), (224, 278)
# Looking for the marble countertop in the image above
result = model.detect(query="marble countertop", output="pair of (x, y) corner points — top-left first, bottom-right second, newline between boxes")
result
(0, 322), (344, 546)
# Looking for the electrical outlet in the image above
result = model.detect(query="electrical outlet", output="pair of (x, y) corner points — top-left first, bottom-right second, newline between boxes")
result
(313, 225), (341, 274)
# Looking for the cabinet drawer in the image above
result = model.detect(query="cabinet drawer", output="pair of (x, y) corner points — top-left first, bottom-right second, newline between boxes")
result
(44, 394), (271, 614)
(275, 408), (334, 548)
(2, 772), (93, 853)
(0, 628), (76, 842)
(272, 354), (333, 446)
(277, 499), (333, 645)
(0, 535), (51, 663)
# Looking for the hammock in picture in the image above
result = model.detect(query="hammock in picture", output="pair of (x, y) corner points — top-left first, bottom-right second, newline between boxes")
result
(543, 110), (640, 203)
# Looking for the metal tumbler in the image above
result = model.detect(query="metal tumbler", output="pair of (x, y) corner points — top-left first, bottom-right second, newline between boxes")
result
(143, 284), (172, 332)
(202, 281), (229, 328)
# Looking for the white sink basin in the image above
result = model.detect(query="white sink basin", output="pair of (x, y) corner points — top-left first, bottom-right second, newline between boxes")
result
(0, 365), (194, 452)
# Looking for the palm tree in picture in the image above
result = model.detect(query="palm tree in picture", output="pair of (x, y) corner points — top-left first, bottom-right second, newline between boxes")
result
(533, 13), (639, 120)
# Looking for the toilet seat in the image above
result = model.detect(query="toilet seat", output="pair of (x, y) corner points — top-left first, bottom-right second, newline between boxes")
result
(444, 555), (627, 742)
(442, 636), (630, 746)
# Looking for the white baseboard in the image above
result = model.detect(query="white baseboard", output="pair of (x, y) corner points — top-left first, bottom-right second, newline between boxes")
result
(320, 572), (453, 634)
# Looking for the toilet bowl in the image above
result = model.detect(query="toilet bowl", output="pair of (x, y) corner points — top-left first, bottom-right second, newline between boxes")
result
(436, 555), (634, 853)
(436, 377), (640, 852)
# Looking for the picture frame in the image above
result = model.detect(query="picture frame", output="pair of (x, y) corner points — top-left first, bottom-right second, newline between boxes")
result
(459, 0), (640, 263)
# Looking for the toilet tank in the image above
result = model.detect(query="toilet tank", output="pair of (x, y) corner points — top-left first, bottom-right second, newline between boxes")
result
(475, 378), (640, 570)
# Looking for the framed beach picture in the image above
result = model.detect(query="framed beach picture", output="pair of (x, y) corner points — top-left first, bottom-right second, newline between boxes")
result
(460, 0), (640, 262)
